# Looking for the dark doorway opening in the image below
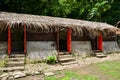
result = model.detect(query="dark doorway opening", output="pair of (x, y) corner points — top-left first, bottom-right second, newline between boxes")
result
(59, 30), (67, 52)
(91, 37), (98, 50)
(11, 28), (24, 53)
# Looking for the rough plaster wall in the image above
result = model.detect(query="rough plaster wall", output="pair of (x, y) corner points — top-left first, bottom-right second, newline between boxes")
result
(0, 42), (7, 58)
(72, 41), (92, 56)
(27, 41), (57, 59)
(103, 41), (120, 53)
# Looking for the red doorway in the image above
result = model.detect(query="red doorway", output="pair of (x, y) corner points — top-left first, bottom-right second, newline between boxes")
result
(91, 34), (103, 51)
(57, 28), (71, 53)
(7, 24), (26, 55)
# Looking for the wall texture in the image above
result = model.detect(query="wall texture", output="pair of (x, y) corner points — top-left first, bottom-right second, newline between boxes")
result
(71, 41), (93, 56)
(103, 41), (120, 53)
(0, 42), (7, 58)
(27, 41), (57, 59)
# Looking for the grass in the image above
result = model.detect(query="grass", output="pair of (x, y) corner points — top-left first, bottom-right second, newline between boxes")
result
(45, 71), (98, 80)
(0, 59), (6, 67)
(96, 61), (120, 80)
(45, 60), (120, 80)
(0, 59), (7, 76)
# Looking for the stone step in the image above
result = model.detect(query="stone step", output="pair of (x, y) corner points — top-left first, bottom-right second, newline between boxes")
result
(8, 58), (24, 61)
(10, 54), (25, 58)
(6, 61), (24, 67)
(2, 66), (24, 72)
(59, 52), (70, 55)
(96, 54), (107, 58)
(94, 52), (107, 58)
(61, 61), (77, 65)
(59, 55), (72, 58)
(59, 57), (75, 63)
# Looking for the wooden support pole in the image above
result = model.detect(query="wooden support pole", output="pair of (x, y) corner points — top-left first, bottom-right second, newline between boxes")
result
(24, 24), (26, 54)
(57, 29), (59, 53)
(98, 34), (103, 51)
(67, 28), (71, 52)
(8, 24), (11, 55)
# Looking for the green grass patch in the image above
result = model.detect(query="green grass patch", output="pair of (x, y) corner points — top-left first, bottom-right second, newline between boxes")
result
(0, 59), (6, 67)
(45, 71), (98, 80)
(97, 61), (120, 80)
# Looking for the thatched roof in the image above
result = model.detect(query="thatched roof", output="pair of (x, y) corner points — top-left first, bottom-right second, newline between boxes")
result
(0, 12), (119, 39)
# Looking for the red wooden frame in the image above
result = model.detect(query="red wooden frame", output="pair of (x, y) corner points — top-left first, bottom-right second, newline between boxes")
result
(8, 24), (11, 55)
(67, 28), (71, 52)
(24, 24), (26, 54)
(98, 34), (103, 50)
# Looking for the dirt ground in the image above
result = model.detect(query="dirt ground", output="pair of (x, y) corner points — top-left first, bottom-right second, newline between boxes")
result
(16, 53), (120, 80)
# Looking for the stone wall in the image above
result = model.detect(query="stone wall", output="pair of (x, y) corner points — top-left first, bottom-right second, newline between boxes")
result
(27, 41), (57, 59)
(71, 41), (93, 56)
(103, 41), (120, 53)
(0, 42), (7, 58)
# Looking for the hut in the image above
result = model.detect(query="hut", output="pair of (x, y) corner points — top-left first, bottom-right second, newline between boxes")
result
(0, 12), (120, 59)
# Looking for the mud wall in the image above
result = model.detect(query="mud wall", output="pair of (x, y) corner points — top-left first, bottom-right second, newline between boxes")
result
(27, 41), (57, 59)
(103, 41), (120, 53)
(0, 42), (7, 58)
(72, 41), (93, 56)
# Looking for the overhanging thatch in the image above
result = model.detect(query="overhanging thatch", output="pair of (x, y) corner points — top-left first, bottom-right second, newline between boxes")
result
(0, 12), (119, 39)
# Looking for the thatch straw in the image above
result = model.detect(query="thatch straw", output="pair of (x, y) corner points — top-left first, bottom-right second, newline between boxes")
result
(0, 12), (119, 39)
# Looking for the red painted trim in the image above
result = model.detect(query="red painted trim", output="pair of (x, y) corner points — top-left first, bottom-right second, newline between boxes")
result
(67, 28), (71, 52)
(24, 24), (26, 54)
(8, 24), (11, 55)
(98, 34), (103, 50)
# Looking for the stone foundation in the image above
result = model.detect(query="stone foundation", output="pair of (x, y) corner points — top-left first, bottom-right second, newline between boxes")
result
(27, 41), (57, 59)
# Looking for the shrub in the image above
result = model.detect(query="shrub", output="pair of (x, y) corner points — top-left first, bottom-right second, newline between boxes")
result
(46, 55), (57, 64)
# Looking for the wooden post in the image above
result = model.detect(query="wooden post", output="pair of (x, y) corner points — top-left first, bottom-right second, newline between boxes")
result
(98, 34), (103, 51)
(67, 28), (71, 52)
(24, 24), (26, 54)
(57, 29), (59, 54)
(8, 24), (11, 55)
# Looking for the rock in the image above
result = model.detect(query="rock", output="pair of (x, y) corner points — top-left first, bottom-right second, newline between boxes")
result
(8, 76), (14, 80)
(0, 73), (9, 80)
(34, 71), (40, 75)
(38, 68), (43, 73)
(1, 77), (8, 80)
(44, 72), (54, 76)
(23, 71), (32, 76)
(0, 73), (9, 78)
(36, 78), (44, 80)
(13, 71), (26, 79)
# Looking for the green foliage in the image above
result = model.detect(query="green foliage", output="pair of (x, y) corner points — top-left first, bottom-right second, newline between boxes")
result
(102, 0), (120, 25)
(45, 71), (98, 80)
(46, 55), (57, 64)
(88, 1), (111, 21)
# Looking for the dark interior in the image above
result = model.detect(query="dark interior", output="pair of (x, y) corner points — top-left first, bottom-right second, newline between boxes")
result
(91, 37), (98, 50)
(11, 28), (24, 53)
(59, 30), (67, 52)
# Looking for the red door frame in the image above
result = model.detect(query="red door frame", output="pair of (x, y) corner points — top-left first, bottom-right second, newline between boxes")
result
(8, 24), (11, 55)
(8, 24), (27, 55)
(24, 24), (26, 54)
(98, 34), (103, 51)
(67, 28), (72, 52)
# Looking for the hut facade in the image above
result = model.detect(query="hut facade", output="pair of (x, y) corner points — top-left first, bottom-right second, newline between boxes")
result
(0, 12), (120, 59)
